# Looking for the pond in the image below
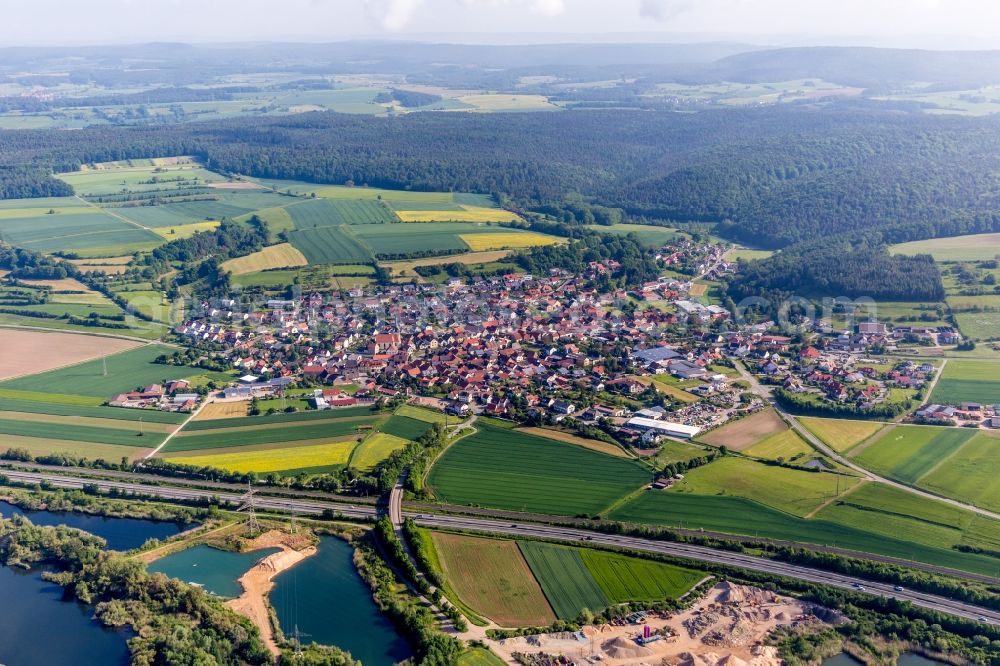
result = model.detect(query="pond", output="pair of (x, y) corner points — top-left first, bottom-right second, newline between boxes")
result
(146, 544), (281, 598)
(0, 499), (190, 551)
(0, 500), (193, 666)
(270, 535), (412, 666)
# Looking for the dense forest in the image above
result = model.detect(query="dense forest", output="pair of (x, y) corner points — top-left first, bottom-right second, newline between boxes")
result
(727, 233), (946, 307)
(2, 107), (999, 253)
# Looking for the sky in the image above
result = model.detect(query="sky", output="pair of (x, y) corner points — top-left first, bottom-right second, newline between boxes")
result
(3, 0), (1000, 48)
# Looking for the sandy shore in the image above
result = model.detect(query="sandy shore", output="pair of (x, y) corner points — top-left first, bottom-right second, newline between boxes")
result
(225, 531), (317, 661)
(487, 582), (832, 666)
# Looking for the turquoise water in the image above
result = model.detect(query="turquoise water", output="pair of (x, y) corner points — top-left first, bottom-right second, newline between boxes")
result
(146, 544), (281, 597)
(271, 536), (412, 666)
(0, 500), (189, 551)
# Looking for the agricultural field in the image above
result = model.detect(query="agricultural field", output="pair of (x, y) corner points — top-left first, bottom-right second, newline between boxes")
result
(517, 541), (609, 620)
(724, 247), (775, 261)
(952, 310), (1000, 342)
(890, 233), (1000, 261)
(379, 415), (433, 441)
(287, 198), (397, 228)
(0, 197), (163, 256)
(579, 549), (704, 604)
(515, 427), (631, 458)
(429, 532), (556, 627)
(743, 429), (813, 461)
(0, 329), (141, 381)
(163, 439), (357, 474)
(609, 488), (1000, 576)
(459, 232), (559, 251)
(458, 649), (506, 666)
(381, 250), (513, 279)
(799, 418), (884, 452)
(670, 456), (860, 518)
(0, 344), (222, 398)
(697, 409), (787, 450)
(454, 94), (560, 112)
(397, 207), (521, 223)
(192, 402), (248, 421)
(919, 431), (1000, 513)
(221, 243), (309, 275)
(393, 404), (448, 424)
(426, 423), (651, 515)
(162, 415), (379, 453)
(350, 432), (410, 471)
(930, 359), (1000, 405)
(286, 226), (375, 264)
(652, 440), (711, 467)
(851, 426), (975, 483)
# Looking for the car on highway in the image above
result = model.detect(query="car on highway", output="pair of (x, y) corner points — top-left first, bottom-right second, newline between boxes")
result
(893, 585), (904, 592)
(853, 583), (867, 591)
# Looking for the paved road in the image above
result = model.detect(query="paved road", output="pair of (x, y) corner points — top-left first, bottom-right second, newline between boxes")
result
(4, 467), (997, 626)
(733, 362), (1000, 521)
(3, 458), (993, 583)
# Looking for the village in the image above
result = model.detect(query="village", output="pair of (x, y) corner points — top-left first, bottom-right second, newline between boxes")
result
(134, 235), (997, 460)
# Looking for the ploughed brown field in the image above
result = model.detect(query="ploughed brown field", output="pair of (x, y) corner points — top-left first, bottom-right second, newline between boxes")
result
(0, 329), (142, 381)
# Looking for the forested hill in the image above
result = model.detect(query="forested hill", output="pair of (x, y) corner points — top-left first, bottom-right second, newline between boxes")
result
(2, 106), (1000, 250)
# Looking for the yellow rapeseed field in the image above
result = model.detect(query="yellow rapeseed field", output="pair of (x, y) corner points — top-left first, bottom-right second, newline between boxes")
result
(396, 206), (522, 223)
(460, 232), (560, 252)
(165, 440), (356, 473)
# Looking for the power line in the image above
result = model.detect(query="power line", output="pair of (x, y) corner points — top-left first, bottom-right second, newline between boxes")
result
(235, 481), (260, 536)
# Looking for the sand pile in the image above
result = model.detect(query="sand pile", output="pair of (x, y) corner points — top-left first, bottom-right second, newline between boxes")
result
(716, 582), (774, 605)
(703, 620), (756, 648)
(602, 637), (655, 659)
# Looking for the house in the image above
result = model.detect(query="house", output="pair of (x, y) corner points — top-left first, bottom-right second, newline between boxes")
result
(550, 400), (576, 415)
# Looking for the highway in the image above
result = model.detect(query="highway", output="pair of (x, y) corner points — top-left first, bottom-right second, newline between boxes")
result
(4, 467), (998, 626)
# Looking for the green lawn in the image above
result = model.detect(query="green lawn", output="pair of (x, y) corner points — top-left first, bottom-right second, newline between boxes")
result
(426, 423), (651, 515)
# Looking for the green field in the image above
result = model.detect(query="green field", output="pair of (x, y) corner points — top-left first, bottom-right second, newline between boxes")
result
(852, 426), (974, 483)
(890, 233), (1000, 261)
(183, 405), (376, 430)
(0, 397), (185, 424)
(920, 432), (1000, 513)
(394, 404), (448, 424)
(930, 360), (1000, 405)
(287, 198), (397, 228)
(0, 200), (163, 256)
(459, 649), (506, 666)
(286, 226), (375, 264)
(670, 456), (859, 517)
(517, 541), (609, 620)
(799, 418), (884, 452)
(744, 429), (813, 461)
(350, 433), (410, 471)
(579, 549), (704, 604)
(0, 345), (221, 398)
(163, 417), (379, 452)
(608, 491), (1000, 576)
(426, 423), (651, 515)
(379, 415), (433, 441)
(0, 416), (163, 447)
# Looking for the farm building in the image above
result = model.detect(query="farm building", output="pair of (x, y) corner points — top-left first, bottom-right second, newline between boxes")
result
(626, 417), (701, 439)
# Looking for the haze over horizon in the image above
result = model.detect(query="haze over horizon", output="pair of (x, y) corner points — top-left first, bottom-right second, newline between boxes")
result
(3, 0), (1000, 50)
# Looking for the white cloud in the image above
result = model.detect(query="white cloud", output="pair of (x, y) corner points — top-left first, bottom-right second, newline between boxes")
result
(531, 0), (566, 16)
(638, 0), (697, 22)
(366, 0), (425, 31)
